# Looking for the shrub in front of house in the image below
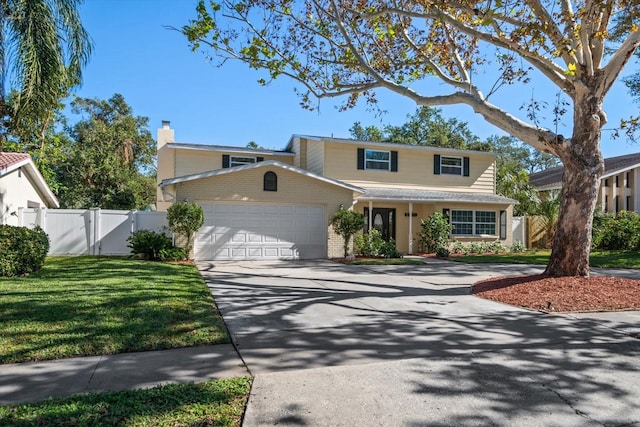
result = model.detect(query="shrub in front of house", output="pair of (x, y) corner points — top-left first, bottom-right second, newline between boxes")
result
(354, 229), (385, 256)
(127, 229), (185, 261)
(419, 212), (452, 254)
(592, 211), (640, 250)
(0, 225), (49, 276)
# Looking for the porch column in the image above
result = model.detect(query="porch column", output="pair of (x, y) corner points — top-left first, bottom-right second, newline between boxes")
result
(368, 200), (373, 231)
(408, 202), (413, 254)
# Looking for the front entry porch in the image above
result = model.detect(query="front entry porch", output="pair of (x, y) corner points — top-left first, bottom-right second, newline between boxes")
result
(355, 188), (517, 255)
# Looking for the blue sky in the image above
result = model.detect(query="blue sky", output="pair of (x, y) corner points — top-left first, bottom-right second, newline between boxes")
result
(75, 0), (640, 157)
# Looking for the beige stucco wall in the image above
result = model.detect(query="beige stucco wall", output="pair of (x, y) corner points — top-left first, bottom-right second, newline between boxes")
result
(320, 141), (496, 193)
(169, 166), (359, 258)
(0, 169), (48, 226)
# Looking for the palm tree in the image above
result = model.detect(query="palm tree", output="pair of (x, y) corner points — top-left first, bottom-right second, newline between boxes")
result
(0, 0), (92, 150)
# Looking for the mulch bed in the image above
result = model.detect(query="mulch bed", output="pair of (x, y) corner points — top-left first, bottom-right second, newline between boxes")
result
(472, 274), (640, 313)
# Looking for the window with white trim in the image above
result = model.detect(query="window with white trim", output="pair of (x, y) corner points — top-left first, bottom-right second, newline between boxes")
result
(365, 149), (390, 170)
(451, 210), (496, 235)
(230, 156), (256, 167)
(441, 156), (463, 175)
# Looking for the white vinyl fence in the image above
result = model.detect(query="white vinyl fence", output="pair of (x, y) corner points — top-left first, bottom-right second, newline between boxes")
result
(18, 208), (168, 256)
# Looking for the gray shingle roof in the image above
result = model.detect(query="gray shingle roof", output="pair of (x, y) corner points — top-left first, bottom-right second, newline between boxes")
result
(529, 152), (640, 189)
(358, 187), (516, 205)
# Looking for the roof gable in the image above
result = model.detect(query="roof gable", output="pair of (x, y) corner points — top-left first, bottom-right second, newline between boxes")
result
(159, 160), (365, 193)
(0, 152), (59, 208)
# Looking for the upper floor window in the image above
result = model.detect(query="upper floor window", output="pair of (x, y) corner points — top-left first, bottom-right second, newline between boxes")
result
(357, 148), (398, 172)
(441, 156), (463, 175)
(264, 171), (277, 191)
(626, 172), (631, 188)
(231, 156), (256, 167)
(434, 154), (470, 176)
(365, 149), (390, 170)
(222, 154), (263, 168)
(615, 176), (620, 187)
(604, 178), (609, 187)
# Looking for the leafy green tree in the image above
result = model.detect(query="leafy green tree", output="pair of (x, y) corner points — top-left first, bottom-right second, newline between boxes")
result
(167, 202), (204, 259)
(0, 0), (92, 150)
(349, 122), (385, 142)
(329, 209), (366, 257)
(55, 94), (156, 209)
(183, 0), (640, 277)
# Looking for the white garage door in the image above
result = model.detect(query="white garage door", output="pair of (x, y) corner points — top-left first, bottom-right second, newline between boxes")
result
(195, 203), (327, 260)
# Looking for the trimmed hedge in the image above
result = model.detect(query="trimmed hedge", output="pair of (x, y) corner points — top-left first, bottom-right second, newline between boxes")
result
(0, 225), (49, 276)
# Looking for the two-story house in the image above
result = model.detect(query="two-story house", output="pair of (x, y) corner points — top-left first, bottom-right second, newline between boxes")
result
(530, 152), (640, 214)
(156, 121), (516, 260)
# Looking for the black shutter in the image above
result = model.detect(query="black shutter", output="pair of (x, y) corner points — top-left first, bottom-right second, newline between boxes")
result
(463, 157), (470, 176)
(257, 157), (264, 162)
(390, 151), (398, 172)
(222, 154), (230, 168)
(442, 208), (450, 222)
(357, 148), (365, 170)
(434, 155), (441, 175)
(500, 210), (507, 240)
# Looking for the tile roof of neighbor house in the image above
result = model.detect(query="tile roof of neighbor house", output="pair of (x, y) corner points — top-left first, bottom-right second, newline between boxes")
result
(159, 160), (366, 193)
(0, 152), (30, 171)
(358, 188), (517, 204)
(529, 152), (640, 189)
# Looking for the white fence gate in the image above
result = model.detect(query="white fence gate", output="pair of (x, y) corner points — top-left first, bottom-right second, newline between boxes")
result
(18, 208), (168, 256)
(512, 216), (526, 246)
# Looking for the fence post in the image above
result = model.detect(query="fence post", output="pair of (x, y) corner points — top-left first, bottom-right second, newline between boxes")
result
(131, 210), (137, 233)
(37, 207), (47, 230)
(92, 208), (101, 256)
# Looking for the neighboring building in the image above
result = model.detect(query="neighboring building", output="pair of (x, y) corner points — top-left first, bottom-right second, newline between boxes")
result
(157, 121), (516, 260)
(529, 152), (640, 214)
(0, 152), (59, 226)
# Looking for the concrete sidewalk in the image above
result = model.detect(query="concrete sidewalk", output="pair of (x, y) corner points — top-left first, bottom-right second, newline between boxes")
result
(0, 344), (249, 405)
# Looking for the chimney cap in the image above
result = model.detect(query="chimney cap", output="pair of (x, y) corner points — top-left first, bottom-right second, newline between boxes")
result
(161, 120), (171, 128)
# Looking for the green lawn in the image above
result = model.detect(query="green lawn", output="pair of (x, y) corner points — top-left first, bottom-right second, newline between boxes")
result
(451, 250), (640, 269)
(0, 257), (229, 364)
(0, 377), (251, 427)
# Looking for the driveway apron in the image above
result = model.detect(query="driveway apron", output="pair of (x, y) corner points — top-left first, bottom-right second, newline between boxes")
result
(199, 260), (640, 426)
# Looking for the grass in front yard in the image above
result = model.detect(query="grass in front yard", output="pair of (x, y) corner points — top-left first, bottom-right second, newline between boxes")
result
(337, 258), (426, 265)
(451, 250), (640, 269)
(0, 257), (229, 364)
(0, 377), (251, 427)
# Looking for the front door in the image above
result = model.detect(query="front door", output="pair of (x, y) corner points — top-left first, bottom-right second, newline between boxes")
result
(364, 208), (396, 241)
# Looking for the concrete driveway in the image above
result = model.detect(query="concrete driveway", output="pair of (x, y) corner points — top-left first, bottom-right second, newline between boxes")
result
(198, 259), (640, 426)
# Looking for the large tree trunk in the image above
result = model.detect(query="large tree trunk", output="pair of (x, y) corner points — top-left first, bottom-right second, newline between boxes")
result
(545, 92), (605, 277)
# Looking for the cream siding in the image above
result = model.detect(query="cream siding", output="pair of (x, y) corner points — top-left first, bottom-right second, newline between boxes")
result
(306, 138), (325, 175)
(173, 166), (358, 258)
(175, 150), (293, 177)
(322, 141), (496, 193)
(0, 169), (48, 226)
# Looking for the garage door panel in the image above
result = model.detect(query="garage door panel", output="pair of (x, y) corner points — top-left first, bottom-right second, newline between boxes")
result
(195, 203), (327, 260)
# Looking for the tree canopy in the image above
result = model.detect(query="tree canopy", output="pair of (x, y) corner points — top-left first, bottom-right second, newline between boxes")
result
(184, 0), (640, 277)
(55, 94), (156, 209)
(0, 0), (92, 149)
